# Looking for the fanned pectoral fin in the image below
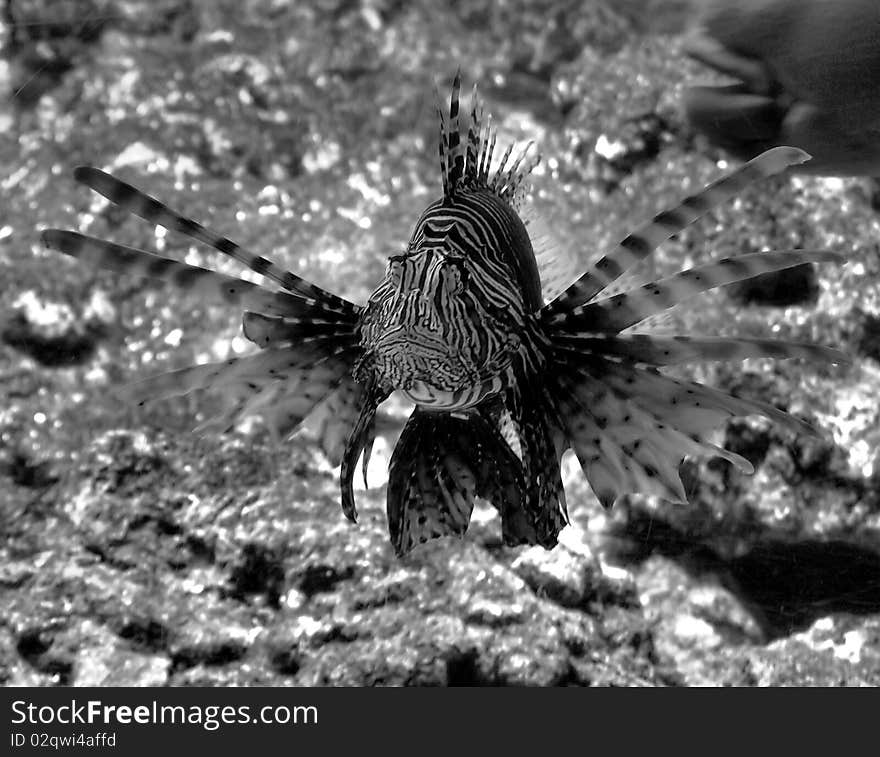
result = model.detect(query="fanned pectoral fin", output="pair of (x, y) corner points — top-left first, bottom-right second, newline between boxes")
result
(119, 345), (354, 447)
(554, 371), (691, 507)
(386, 409), (531, 555)
(589, 358), (819, 439)
(241, 311), (358, 349)
(552, 249), (842, 331)
(553, 333), (850, 367)
(41, 230), (347, 320)
(546, 146), (810, 310)
(71, 167), (359, 315)
(120, 346), (335, 405)
(243, 362), (352, 443)
(305, 377), (367, 466)
(551, 355), (796, 508)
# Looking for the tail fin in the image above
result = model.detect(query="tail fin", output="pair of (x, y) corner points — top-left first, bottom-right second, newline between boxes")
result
(386, 408), (546, 555)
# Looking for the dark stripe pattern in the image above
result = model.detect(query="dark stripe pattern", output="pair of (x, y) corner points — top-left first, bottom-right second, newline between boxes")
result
(41, 230), (347, 320)
(544, 146), (810, 314)
(42, 168), (366, 472)
(357, 189), (543, 410)
(39, 74), (849, 557)
(73, 166), (360, 317)
(548, 249), (843, 332)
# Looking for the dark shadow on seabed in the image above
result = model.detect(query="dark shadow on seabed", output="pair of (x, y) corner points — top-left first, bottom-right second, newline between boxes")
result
(611, 508), (880, 640)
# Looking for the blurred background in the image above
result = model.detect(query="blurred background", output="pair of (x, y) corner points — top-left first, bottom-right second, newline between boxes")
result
(1, 0), (879, 686)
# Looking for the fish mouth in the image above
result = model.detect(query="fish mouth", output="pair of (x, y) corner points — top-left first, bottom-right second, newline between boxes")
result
(353, 345), (508, 412)
(402, 379), (472, 409)
(354, 314), (520, 408)
(402, 376), (504, 410)
(354, 344), (512, 410)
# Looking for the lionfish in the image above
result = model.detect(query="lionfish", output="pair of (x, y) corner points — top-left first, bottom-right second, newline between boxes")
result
(41, 75), (847, 555)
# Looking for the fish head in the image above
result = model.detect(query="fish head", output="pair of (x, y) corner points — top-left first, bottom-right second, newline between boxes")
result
(355, 210), (527, 409)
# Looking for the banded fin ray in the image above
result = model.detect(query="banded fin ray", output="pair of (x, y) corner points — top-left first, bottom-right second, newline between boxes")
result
(494, 142), (540, 201)
(190, 357), (352, 440)
(446, 73), (465, 191)
(553, 368), (752, 507)
(492, 142), (514, 190)
(434, 82), (450, 198)
(567, 354), (819, 438)
(478, 113), (496, 184)
(439, 74), (539, 200)
(242, 311), (358, 349)
(305, 378), (367, 467)
(465, 82), (481, 179)
(546, 146), (810, 311)
(554, 370), (691, 506)
(73, 166), (359, 315)
(552, 250), (842, 333)
(41, 229), (355, 321)
(340, 380), (388, 523)
(120, 343), (353, 405)
(552, 333), (850, 367)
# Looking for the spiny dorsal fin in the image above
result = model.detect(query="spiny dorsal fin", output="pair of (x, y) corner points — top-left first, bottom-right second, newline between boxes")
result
(465, 82), (481, 183)
(479, 113), (496, 184)
(497, 141), (540, 205)
(447, 72), (465, 192)
(437, 74), (540, 202)
(434, 82), (450, 199)
(491, 142), (514, 191)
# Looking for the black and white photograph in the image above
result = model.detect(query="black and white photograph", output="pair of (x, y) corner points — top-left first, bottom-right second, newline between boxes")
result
(1, 0), (879, 708)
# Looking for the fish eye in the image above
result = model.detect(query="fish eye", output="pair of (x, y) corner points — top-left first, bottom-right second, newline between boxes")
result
(440, 256), (468, 292)
(387, 254), (407, 284)
(445, 253), (468, 273)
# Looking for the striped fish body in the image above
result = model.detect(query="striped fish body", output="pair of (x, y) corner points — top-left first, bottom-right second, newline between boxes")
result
(347, 78), (570, 552)
(355, 190), (544, 411)
(41, 75), (848, 557)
